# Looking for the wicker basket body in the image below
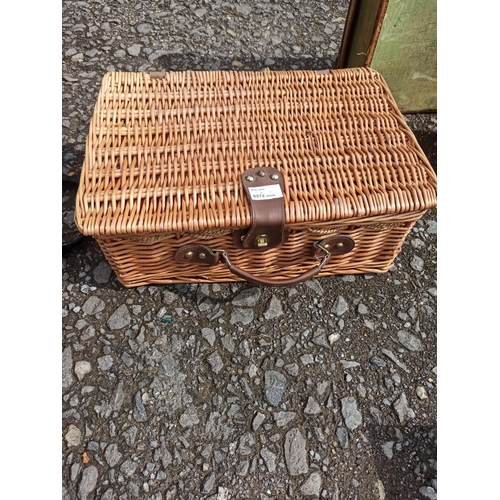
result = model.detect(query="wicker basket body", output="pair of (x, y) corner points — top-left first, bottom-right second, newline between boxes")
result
(75, 68), (437, 287)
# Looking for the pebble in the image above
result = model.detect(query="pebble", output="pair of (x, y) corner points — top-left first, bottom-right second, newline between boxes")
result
(340, 396), (362, 430)
(410, 256), (424, 272)
(133, 391), (148, 422)
(382, 349), (410, 373)
(232, 287), (261, 307)
(284, 428), (308, 476)
(419, 486), (437, 499)
(397, 330), (423, 351)
(274, 411), (296, 427)
(107, 304), (131, 330)
(74, 361), (91, 380)
(230, 308), (254, 325)
(333, 296), (349, 316)
(62, 346), (74, 389)
(284, 363), (299, 376)
(264, 295), (284, 320)
(105, 443), (122, 467)
(127, 44), (142, 56)
(264, 370), (286, 406)
(97, 355), (113, 371)
(82, 296), (105, 315)
(300, 472), (322, 497)
(221, 334), (235, 353)
(416, 386), (428, 399)
(300, 354), (314, 365)
(207, 352), (224, 374)
(336, 427), (349, 449)
(357, 303), (368, 315)
(304, 397), (321, 415)
(393, 392), (416, 423)
(92, 261), (112, 283)
(136, 23), (153, 34)
(65, 424), (82, 447)
(179, 407), (199, 428)
(78, 466), (98, 500)
(201, 472), (216, 493)
(120, 459), (138, 477)
(260, 447), (277, 473)
(382, 441), (394, 459)
(252, 412), (266, 431)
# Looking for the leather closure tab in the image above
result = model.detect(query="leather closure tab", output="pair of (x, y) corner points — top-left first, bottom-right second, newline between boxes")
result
(312, 235), (355, 257)
(240, 167), (286, 251)
(174, 244), (221, 265)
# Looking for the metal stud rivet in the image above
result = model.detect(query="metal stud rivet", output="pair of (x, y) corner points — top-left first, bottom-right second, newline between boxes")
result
(270, 174), (279, 181)
(336, 242), (344, 248)
(199, 252), (207, 259)
(257, 170), (266, 177)
(324, 244), (330, 249)
(185, 251), (193, 259)
(246, 175), (255, 182)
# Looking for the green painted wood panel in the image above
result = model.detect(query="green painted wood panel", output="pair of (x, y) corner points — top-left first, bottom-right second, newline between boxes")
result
(370, 0), (436, 112)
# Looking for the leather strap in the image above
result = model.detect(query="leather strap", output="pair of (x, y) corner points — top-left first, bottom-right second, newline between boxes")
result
(239, 167), (287, 251)
(173, 235), (355, 287)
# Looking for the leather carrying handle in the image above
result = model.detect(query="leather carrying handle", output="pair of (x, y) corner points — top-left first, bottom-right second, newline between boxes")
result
(174, 235), (355, 287)
(222, 252), (329, 286)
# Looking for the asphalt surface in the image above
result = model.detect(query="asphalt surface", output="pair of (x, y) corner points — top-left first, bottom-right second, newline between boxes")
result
(62, 2), (437, 499)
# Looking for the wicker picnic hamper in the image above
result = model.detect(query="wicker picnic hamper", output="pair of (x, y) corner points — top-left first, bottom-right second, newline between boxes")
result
(74, 67), (437, 288)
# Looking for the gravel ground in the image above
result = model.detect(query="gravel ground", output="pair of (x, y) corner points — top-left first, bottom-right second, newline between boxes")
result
(62, 2), (437, 499)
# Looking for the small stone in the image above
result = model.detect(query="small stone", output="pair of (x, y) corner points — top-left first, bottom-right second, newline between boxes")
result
(128, 44), (142, 56)
(336, 427), (349, 449)
(232, 287), (261, 307)
(410, 256), (424, 272)
(300, 354), (314, 365)
(201, 328), (216, 346)
(264, 371), (286, 406)
(221, 335), (235, 353)
(300, 472), (322, 497)
(133, 391), (148, 422)
(107, 304), (131, 330)
(201, 472), (216, 493)
(230, 308), (254, 325)
(65, 424), (82, 447)
(284, 428), (308, 476)
(284, 363), (299, 376)
(62, 346), (74, 389)
(105, 443), (122, 467)
(357, 303), (368, 315)
(340, 396), (362, 430)
(397, 330), (423, 351)
(207, 352), (224, 374)
(382, 441), (394, 459)
(304, 397), (321, 415)
(426, 220), (437, 234)
(98, 355), (113, 371)
(252, 412), (266, 431)
(82, 296), (105, 315)
(137, 23), (153, 34)
(333, 296), (348, 316)
(78, 466), (98, 500)
(120, 459), (138, 477)
(75, 361), (91, 381)
(264, 295), (283, 320)
(416, 386), (428, 399)
(274, 411), (296, 427)
(93, 261), (112, 283)
(236, 460), (249, 476)
(194, 7), (207, 17)
(260, 447), (277, 472)
(340, 360), (360, 369)
(419, 486), (437, 499)
(236, 4), (252, 15)
(180, 407), (199, 428)
(217, 487), (229, 500)
(393, 392), (415, 423)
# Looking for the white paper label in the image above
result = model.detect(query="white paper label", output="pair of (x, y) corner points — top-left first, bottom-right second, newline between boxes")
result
(248, 184), (283, 200)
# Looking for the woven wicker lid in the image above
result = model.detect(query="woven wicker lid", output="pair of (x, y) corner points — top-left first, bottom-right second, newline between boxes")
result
(75, 67), (437, 237)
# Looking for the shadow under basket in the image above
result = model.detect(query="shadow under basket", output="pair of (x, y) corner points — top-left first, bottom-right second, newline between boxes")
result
(75, 68), (437, 288)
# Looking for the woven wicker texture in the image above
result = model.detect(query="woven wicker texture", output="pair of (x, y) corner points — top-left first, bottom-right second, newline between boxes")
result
(75, 68), (437, 286)
(75, 68), (436, 237)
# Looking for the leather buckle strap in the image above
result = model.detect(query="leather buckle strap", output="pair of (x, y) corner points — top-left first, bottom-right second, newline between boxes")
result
(235, 167), (288, 251)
